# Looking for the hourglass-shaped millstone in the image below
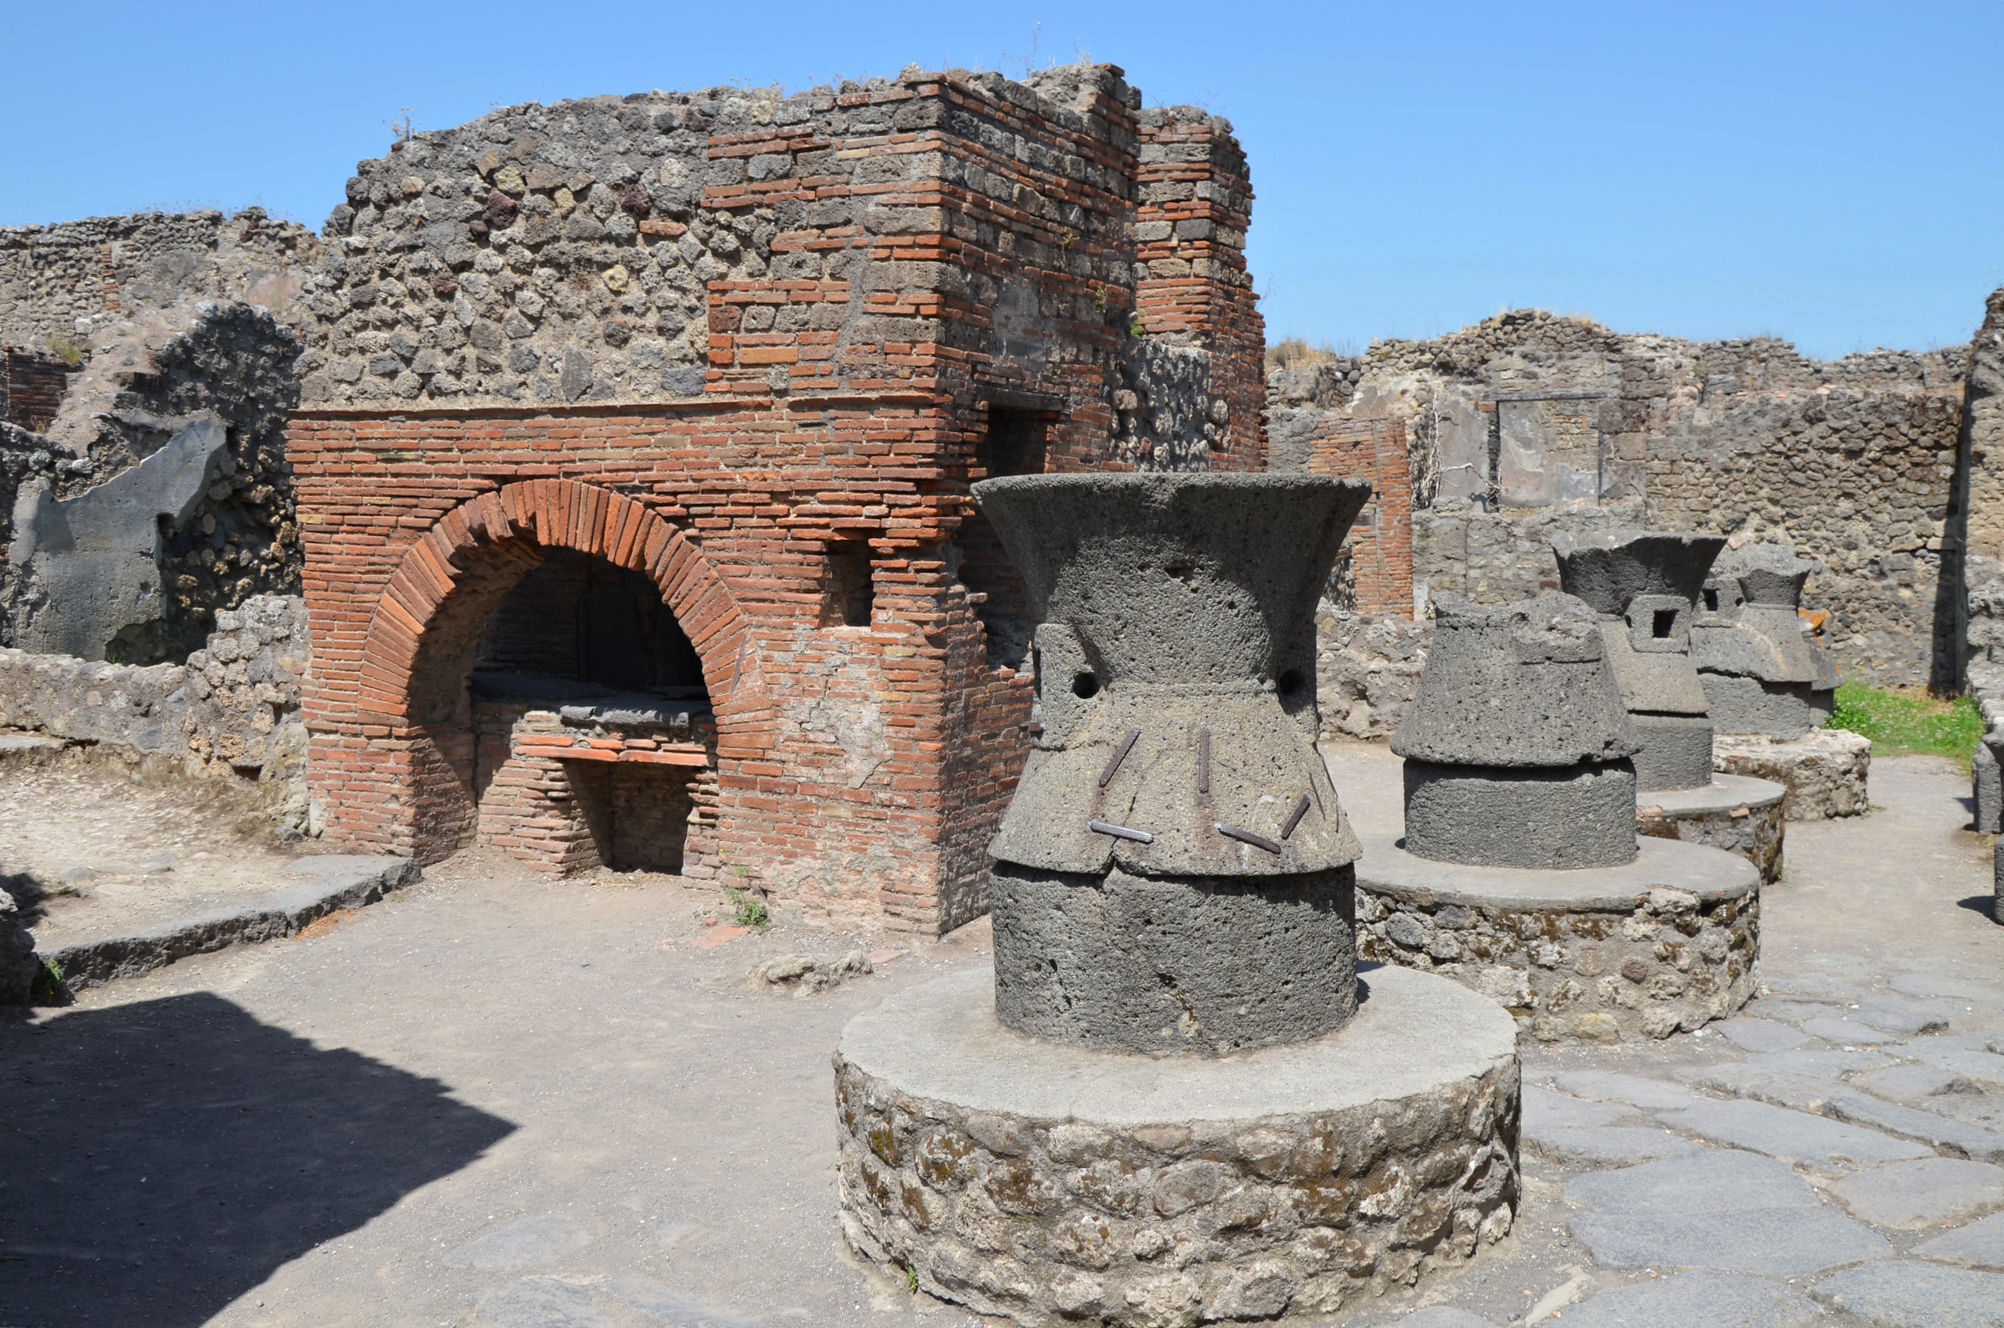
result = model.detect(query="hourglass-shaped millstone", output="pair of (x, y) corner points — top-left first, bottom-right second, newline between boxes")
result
(1693, 544), (1838, 738)
(1393, 593), (1643, 869)
(971, 473), (1372, 1054)
(1552, 530), (1728, 793)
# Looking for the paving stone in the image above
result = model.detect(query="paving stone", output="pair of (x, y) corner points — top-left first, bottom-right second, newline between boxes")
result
(1655, 1098), (1932, 1168)
(1572, 1207), (1892, 1276)
(1527, 1126), (1698, 1167)
(1567, 1149), (1822, 1214)
(1552, 1070), (1705, 1112)
(1802, 1015), (1906, 1045)
(601, 1279), (758, 1326)
(1678, 1064), (2004, 1162)
(1749, 999), (1848, 1024)
(1719, 1017), (1816, 1052)
(446, 1215), (593, 1271)
(1526, 1086), (1632, 1130)
(1829, 1158), (2004, 1228)
(1812, 1260), (2004, 1327)
(474, 1278), (612, 1328)
(1918, 1211), (2004, 1270)
(1856, 1063), (1984, 1103)
(1892, 972), (2004, 1004)
(1747, 1048), (1896, 1077)
(1908, 1039), (2004, 1087)
(1853, 996), (1953, 1036)
(1556, 1270), (1824, 1328)
(1766, 976), (1865, 1002)
(1354, 1308), (1501, 1328)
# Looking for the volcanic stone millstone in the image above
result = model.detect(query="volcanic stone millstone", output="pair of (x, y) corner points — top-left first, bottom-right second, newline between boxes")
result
(989, 863), (1358, 1053)
(1402, 761), (1640, 870)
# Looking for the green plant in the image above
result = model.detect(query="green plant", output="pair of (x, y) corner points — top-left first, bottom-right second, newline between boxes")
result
(29, 958), (63, 1003)
(724, 872), (770, 929)
(1091, 285), (1108, 316)
(46, 334), (84, 367)
(1128, 314), (1147, 338)
(1823, 683), (1983, 762)
(905, 1265), (919, 1293)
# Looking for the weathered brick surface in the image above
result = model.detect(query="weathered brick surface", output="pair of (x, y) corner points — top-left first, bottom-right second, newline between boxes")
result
(292, 65), (1268, 932)
(0, 350), (74, 433)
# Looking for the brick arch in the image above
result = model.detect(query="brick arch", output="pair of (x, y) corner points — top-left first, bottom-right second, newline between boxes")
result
(358, 479), (767, 731)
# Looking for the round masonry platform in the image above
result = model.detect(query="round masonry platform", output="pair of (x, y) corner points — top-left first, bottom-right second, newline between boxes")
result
(834, 966), (1521, 1327)
(1355, 834), (1760, 1044)
(1636, 774), (1787, 883)
(1713, 729), (1871, 822)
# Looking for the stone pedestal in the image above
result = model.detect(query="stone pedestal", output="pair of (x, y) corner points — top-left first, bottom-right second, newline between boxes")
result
(1355, 834), (1760, 1042)
(1636, 774), (1788, 884)
(835, 967), (1520, 1324)
(1713, 729), (1870, 822)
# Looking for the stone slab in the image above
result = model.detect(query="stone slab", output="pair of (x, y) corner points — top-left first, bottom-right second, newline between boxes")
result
(1802, 1015), (1906, 1045)
(1714, 728), (1870, 822)
(836, 964), (1518, 1128)
(1557, 1270), (1824, 1328)
(1829, 1158), (2004, 1228)
(1637, 775), (1787, 885)
(1524, 1086), (1630, 1130)
(1654, 1098), (1933, 1168)
(1525, 1125), (1697, 1167)
(1639, 775), (1786, 819)
(1719, 1017), (1815, 1052)
(1550, 1071), (1706, 1112)
(1357, 833), (1758, 911)
(1567, 1149), (1822, 1215)
(44, 855), (418, 992)
(1919, 1211), (2004, 1269)
(1571, 1207), (1891, 1276)
(1676, 1063), (2004, 1162)
(1857, 1063), (1983, 1103)
(1892, 972), (2004, 1003)
(1908, 1039), (2004, 1086)
(1355, 1310), (1501, 1328)
(1747, 1048), (1892, 1077)
(1812, 1260), (2004, 1328)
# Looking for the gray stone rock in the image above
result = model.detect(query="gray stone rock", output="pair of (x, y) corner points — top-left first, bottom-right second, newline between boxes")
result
(1677, 1062), (2004, 1162)
(1720, 1017), (1816, 1052)
(1830, 1158), (2004, 1229)
(1568, 1149), (1823, 1215)
(1528, 1126), (1698, 1167)
(1558, 1271), (1824, 1328)
(1354, 1309), (1501, 1328)
(1525, 1085), (1630, 1130)
(1856, 1063), (1984, 1103)
(1918, 1210), (2004, 1269)
(1908, 1039), (2004, 1086)
(1655, 1098), (1933, 1167)
(1853, 995), (1954, 1036)
(474, 1277), (612, 1328)
(1978, 741), (2004, 834)
(1812, 1260), (2004, 1327)
(1746, 1048), (1894, 1077)
(1552, 1070), (1706, 1112)
(1803, 1015), (1906, 1045)
(1401, 759), (1639, 869)
(1891, 972), (2004, 1003)
(1573, 1207), (1892, 1276)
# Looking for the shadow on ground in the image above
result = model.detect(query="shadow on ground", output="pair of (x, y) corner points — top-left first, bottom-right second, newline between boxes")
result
(0, 992), (514, 1328)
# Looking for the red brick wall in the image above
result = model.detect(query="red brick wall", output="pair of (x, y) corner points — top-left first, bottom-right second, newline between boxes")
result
(1306, 417), (1414, 617)
(1, 349), (74, 432)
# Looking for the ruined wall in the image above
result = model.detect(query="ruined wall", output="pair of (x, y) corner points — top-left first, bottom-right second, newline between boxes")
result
(0, 209), (317, 351)
(1, 350), (75, 432)
(2, 301), (303, 662)
(0, 594), (311, 831)
(1304, 311), (1966, 688)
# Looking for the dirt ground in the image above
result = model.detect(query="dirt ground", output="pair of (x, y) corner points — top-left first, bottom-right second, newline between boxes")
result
(0, 746), (1998, 1327)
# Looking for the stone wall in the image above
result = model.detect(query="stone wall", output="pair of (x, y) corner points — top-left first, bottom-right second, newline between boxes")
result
(0, 209), (318, 352)
(2, 301), (303, 663)
(1291, 311), (1968, 690)
(0, 594), (311, 833)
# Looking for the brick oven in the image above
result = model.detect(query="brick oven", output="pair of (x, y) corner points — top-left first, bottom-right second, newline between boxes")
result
(289, 63), (1267, 933)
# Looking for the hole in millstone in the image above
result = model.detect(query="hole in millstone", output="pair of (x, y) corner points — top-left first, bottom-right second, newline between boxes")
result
(1277, 669), (1308, 700)
(1703, 588), (1719, 612)
(1072, 671), (1100, 699)
(1653, 609), (1678, 639)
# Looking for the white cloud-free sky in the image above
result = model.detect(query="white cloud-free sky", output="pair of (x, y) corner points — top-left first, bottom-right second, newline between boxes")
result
(7, 0), (1999, 358)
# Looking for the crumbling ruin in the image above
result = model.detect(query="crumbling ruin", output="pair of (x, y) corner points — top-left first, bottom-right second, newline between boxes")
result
(836, 473), (1521, 1321)
(1354, 592), (1762, 1041)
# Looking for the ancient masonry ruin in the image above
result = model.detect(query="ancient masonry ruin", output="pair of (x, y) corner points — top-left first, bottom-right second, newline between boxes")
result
(836, 473), (1520, 1322)
(283, 66), (1266, 934)
(1354, 591), (1762, 1042)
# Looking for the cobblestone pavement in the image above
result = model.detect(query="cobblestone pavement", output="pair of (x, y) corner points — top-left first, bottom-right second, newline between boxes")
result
(0, 754), (1999, 1327)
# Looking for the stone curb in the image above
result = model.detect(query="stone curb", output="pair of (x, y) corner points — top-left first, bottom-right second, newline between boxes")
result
(40, 854), (417, 994)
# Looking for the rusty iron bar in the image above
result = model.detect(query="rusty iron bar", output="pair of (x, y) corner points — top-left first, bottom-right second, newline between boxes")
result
(1098, 727), (1142, 788)
(1281, 794), (1311, 840)
(1216, 822), (1283, 855)
(1196, 727), (1211, 797)
(1089, 818), (1155, 844)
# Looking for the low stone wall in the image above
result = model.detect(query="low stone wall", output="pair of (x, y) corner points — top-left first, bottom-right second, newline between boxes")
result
(1714, 730), (1870, 822)
(1317, 608), (1428, 740)
(0, 594), (310, 833)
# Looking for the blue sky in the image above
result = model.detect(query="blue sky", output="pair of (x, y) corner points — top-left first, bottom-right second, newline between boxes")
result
(6, 1), (1999, 358)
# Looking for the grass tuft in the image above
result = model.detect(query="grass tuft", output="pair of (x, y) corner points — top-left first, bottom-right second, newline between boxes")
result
(1823, 683), (1982, 762)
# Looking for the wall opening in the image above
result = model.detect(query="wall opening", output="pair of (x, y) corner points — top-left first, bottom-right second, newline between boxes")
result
(954, 406), (1050, 670)
(822, 541), (876, 627)
(463, 548), (711, 874)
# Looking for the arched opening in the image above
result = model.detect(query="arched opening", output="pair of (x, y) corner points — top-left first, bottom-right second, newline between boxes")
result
(359, 481), (749, 874)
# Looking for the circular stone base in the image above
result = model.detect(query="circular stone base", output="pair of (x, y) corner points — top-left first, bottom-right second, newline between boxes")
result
(1713, 729), (1870, 822)
(1637, 775), (1787, 883)
(835, 967), (1521, 1326)
(1355, 835), (1759, 1043)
